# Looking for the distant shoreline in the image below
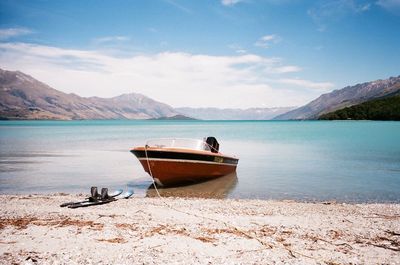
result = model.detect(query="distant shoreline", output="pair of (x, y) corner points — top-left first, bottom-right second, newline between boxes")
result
(1, 118), (400, 121)
(2, 192), (400, 204)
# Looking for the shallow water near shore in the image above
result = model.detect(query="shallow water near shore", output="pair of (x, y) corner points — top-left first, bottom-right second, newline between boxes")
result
(0, 120), (399, 202)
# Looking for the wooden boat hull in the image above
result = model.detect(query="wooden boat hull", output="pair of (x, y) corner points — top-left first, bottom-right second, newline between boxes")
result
(131, 147), (238, 186)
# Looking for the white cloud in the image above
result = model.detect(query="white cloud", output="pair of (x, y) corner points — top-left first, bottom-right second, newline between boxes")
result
(360, 3), (371, 11)
(236, 49), (247, 54)
(148, 27), (158, 33)
(308, 1), (373, 31)
(277, 78), (334, 90)
(0, 27), (32, 40)
(228, 43), (247, 54)
(93, 36), (130, 44)
(164, 0), (192, 13)
(221, 0), (243, 6)
(0, 42), (333, 108)
(377, 0), (400, 14)
(255, 34), (281, 48)
(271, 66), (302, 74)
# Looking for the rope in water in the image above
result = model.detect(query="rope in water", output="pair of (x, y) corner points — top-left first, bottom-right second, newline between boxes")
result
(143, 141), (326, 263)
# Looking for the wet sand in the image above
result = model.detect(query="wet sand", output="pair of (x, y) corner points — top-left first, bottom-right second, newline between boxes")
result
(1, 194), (399, 264)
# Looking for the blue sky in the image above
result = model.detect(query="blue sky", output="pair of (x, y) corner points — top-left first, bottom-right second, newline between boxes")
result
(0, 0), (399, 108)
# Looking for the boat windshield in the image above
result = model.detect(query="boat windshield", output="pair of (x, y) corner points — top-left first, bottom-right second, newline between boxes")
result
(145, 138), (211, 151)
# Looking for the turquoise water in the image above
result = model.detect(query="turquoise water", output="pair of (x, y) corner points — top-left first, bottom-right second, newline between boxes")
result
(0, 120), (399, 202)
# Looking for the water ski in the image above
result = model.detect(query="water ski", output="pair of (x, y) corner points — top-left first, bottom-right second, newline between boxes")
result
(67, 197), (115, 208)
(60, 187), (123, 207)
(67, 189), (134, 208)
(121, 189), (134, 199)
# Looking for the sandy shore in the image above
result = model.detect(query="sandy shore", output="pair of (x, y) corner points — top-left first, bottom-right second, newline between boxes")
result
(1, 194), (399, 264)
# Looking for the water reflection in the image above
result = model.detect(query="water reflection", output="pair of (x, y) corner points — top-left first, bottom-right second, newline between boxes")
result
(146, 172), (238, 199)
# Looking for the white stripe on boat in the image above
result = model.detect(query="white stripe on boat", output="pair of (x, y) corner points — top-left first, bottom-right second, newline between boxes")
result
(138, 158), (237, 166)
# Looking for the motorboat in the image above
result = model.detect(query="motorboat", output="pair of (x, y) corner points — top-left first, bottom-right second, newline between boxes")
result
(130, 137), (239, 186)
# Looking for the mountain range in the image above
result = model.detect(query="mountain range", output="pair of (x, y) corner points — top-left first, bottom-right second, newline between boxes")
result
(274, 76), (400, 120)
(0, 68), (179, 120)
(175, 107), (295, 120)
(1, 68), (399, 120)
(0, 68), (295, 120)
(319, 90), (400, 121)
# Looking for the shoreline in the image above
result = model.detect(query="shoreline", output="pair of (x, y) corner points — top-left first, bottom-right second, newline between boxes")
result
(2, 191), (400, 204)
(1, 194), (399, 264)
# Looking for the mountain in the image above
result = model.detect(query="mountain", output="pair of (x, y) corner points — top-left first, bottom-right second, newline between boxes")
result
(0, 68), (179, 120)
(274, 76), (400, 120)
(149, 114), (197, 120)
(176, 107), (295, 120)
(319, 91), (400, 121)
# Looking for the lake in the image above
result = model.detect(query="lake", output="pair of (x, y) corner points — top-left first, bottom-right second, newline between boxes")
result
(0, 120), (399, 202)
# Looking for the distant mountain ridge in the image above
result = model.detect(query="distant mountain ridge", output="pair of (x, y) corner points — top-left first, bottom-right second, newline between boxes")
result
(176, 107), (295, 120)
(274, 76), (400, 120)
(319, 91), (400, 121)
(3, 68), (399, 121)
(0, 68), (296, 120)
(149, 114), (197, 120)
(0, 68), (179, 120)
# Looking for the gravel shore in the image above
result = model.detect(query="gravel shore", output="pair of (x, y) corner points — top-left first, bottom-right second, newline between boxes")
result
(1, 194), (399, 264)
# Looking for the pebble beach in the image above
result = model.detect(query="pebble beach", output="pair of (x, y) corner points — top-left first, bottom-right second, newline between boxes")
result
(1, 194), (399, 264)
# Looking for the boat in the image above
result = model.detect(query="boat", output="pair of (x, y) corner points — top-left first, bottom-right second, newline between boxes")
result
(130, 137), (239, 186)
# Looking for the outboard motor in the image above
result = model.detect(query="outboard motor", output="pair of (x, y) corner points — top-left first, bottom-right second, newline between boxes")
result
(206, 136), (219, 153)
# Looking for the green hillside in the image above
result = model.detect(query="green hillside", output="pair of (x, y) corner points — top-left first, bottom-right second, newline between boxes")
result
(319, 93), (400, 121)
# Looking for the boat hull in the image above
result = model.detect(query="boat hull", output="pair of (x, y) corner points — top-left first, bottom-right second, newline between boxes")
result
(131, 148), (238, 186)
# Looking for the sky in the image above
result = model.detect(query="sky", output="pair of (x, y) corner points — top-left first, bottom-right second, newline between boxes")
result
(0, 0), (399, 108)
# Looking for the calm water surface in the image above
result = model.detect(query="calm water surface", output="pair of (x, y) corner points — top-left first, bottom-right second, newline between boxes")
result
(0, 120), (399, 202)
